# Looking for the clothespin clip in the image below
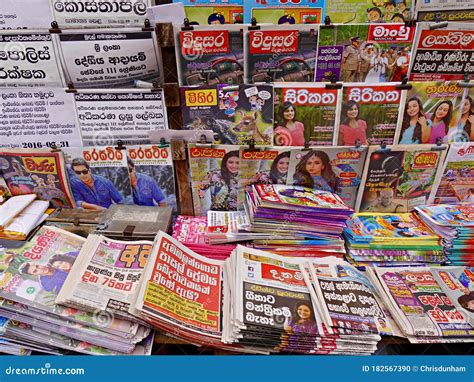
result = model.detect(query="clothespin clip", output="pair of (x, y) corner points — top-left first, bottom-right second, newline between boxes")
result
(150, 81), (161, 93)
(49, 21), (61, 34)
(429, 12), (448, 29)
(142, 19), (154, 32)
(158, 138), (169, 148)
(458, 74), (473, 88)
(431, 137), (447, 151)
(301, 141), (311, 151)
(320, 16), (333, 28)
(325, 74), (342, 90)
(199, 134), (211, 144)
(65, 82), (77, 94)
(248, 17), (260, 31)
(396, 76), (412, 90)
(115, 140), (126, 150)
(355, 139), (362, 149)
(377, 140), (391, 152)
(50, 143), (61, 153)
(247, 138), (260, 152)
(182, 18), (194, 31)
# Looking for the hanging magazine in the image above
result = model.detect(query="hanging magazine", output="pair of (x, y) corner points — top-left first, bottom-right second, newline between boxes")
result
(415, 0), (474, 22)
(326, 0), (412, 24)
(63, 146), (133, 210)
(180, 1), (244, 25)
(336, 84), (404, 146)
(287, 146), (367, 209)
(355, 144), (447, 213)
(0, 149), (75, 209)
(244, 0), (324, 24)
(175, 25), (244, 87)
(244, 25), (318, 84)
(429, 143), (474, 204)
(56, 234), (153, 320)
(408, 23), (474, 82)
(181, 84), (274, 145)
(274, 83), (341, 146)
(316, 23), (415, 83)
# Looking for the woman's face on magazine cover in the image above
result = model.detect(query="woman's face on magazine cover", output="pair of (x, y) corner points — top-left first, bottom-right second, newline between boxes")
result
(435, 103), (450, 120)
(297, 304), (312, 320)
(305, 155), (324, 177)
(277, 157), (290, 174)
(283, 106), (295, 121)
(347, 104), (359, 119)
(462, 99), (472, 114)
(407, 100), (420, 117)
(226, 156), (239, 174)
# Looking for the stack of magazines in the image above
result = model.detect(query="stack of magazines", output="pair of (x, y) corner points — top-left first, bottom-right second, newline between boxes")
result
(222, 247), (391, 354)
(415, 204), (474, 266)
(172, 215), (236, 260)
(245, 184), (352, 258)
(367, 266), (474, 344)
(344, 213), (446, 267)
(0, 226), (153, 355)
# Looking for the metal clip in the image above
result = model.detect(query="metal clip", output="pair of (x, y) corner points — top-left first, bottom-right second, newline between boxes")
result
(115, 140), (126, 151)
(302, 141), (311, 151)
(457, 74), (473, 88)
(248, 17), (260, 31)
(142, 18), (154, 32)
(429, 13), (448, 29)
(395, 76), (412, 90)
(49, 21), (61, 33)
(247, 138), (260, 152)
(158, 138), (170, 148)
(50, 143), (61, 153)
(65, 82), (77, 94)
(431, 137), (447, 151)
(325, 74), (342, 90)
(320, 16), (334, 28)
(377, 140), (391, 152)
(181, 18), (194, 31)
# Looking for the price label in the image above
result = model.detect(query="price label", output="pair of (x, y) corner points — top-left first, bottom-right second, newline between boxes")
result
(185, 89), (218, 107)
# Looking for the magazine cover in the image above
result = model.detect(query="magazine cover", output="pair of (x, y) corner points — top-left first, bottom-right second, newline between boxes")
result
(244, 25), (318, 84)
(408, 23), (474, 81)
(125, 145), (178, 213)
(54, 28), (163, 88)
(244, 0), (325, 24)
(274, 83), (341, 146)
(415, 1), (474, 22)
(336, 84), (404, 146)
(431, 267), (474, 326)
(0, 149), (75, 208)
(188, 144), (241, 215)
(316, 23), (415, 83)
(181, 84), (274, 145)
(182, 3), (244, 25)
(135, 231), (223, 338)
(356, 144), (447, 213)
(394, 81), (465, 145)
(74, 89), (168, 146)
(238, 147), (291, 205)
(327, 0), (412, 23)
(175, 25), (244, 87)
(63, 146), (133, 210)
(50, 0), (151, 28)
(287, 146), (368, 209)
(373, 266), (474, 338)
(429, 143), (474, 204)
(56, 235), (153, 320)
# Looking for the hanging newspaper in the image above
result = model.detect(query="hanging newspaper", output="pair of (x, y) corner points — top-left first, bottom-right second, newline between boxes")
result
(244, 25), (318, 83)
(408, 23), (474, 81)
(287, 146), (368, 209)
(0, 88), (82, 149)
(74, 89), (167, 146)
(50, 0), (152, 28)
(175, 25), (244, 87)
(63, 146), (133, 209)
(355, 144), (447, 213)
(134, 231), (224, 339)
(54, 28), (163, 88)
(326, 0), (412, 24)
(0, 0), (52, 29)
(126, 144), (178, 212)
(274, 83), (341, 146)
(316, 24), (415, 83)
(415, 0), (474, 22)
(243, 0), (324, 24)
(0, 148), (76, 208)
(429, 143), (474, 204)
(56, 234), (153, 320)
(0, 31), (65, 87)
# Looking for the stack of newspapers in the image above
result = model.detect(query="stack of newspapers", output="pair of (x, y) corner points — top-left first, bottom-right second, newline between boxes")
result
(344, 213), (446, 267)
(367, 266), (474, 344)
(0, 226), (153, 355)
(415, 204), (474, 266)
(244, 184), (352, 258)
